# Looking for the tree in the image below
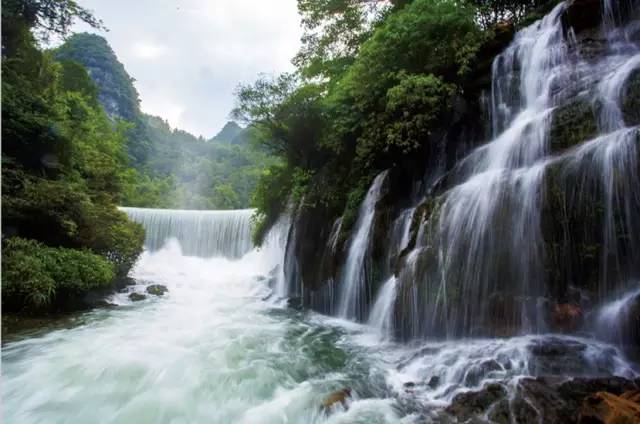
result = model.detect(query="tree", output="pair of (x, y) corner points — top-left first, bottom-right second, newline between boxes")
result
(2, 0), (104, 45)
(294, 0), (410, 80)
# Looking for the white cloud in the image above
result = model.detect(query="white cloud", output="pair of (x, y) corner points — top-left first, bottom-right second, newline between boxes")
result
(132, 41), (168, 60)
(74, 0), (301, 137)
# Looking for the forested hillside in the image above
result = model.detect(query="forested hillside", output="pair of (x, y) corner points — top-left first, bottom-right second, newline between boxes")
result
(54, 32), (278, 210)
(1, 1), (144, 313)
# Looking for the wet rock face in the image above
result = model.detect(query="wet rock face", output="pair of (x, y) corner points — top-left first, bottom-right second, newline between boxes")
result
(622, 69), (640, 127)
(548, 98), (598, 153)
(445, 377), (639, 424)
(562, 0), (603, 35)
(446, 383), (507, 421)
(578, 391), (640, 423)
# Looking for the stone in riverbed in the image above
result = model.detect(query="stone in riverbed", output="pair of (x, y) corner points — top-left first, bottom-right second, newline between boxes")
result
(322, 388), (352, 411)
(146, 285), (168, 296)
(129, 292), (146, 302)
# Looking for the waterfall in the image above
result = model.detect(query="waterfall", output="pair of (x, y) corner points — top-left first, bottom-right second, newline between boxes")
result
(338, 170), (389, 320)
(368, 276), (398, 338)
(392, 1), (640, 340)
(119, 207), (253, 259)
(595, 284), (640, 359)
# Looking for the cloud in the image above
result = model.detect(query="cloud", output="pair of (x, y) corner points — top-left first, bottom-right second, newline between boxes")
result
(74, 0), (301, 137)
(132, 41), (168, 60)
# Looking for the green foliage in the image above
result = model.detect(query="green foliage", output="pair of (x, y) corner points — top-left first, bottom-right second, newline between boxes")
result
(2, 4), (144, 314)
(237, 0), (493, 240)
(469, 0), (554, 28)
(251, 164), (293, 245)
(2, 237), (115, 312)
(357, 73), (456, 163)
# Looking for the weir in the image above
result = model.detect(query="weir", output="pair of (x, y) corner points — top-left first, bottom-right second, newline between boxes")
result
(119, 207), (254, 259)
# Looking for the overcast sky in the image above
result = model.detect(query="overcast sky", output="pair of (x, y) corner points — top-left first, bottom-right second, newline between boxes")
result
(73, 0), (301, 138)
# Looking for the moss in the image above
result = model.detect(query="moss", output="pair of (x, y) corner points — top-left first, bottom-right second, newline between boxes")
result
(622, 69), (640, 127)
(146, 284), (168, 296)
(549, 99), (597, 153)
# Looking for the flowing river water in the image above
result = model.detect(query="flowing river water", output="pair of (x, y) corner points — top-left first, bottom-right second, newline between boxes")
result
(2, 208), (637, 423)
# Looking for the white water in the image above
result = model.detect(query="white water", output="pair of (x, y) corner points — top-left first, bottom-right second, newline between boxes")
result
(120, 207), (254, 258)
(368, 277), (398, 339)
(3, 210), (638, 423)
(338, 171), (389, 320)
(1, 223), (413, 423)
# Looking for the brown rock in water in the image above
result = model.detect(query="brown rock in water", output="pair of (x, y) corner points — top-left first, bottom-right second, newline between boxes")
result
(322, 388), (352, 411)
(578, 391), (640, 424)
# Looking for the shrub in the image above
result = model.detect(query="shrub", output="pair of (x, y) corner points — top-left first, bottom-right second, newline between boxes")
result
(2, 237), (115, 313)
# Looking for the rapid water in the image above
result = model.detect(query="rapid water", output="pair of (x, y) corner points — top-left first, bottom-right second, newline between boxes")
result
(1, 217), (410, 423)
(3, 235), (636, 423)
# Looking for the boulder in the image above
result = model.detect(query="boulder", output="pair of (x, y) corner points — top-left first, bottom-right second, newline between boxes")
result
(129, 292), (146, 302)
(446, 383), (507, 421)
(146, 285), (168, 296)
(578, 391), (640, 423)
(322, 388), (351, 411)
(444, 376), (638, 423)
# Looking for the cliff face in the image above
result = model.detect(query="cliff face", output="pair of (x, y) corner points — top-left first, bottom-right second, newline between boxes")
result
(280, 0), (640, 357)
(54, 33), (140, 122)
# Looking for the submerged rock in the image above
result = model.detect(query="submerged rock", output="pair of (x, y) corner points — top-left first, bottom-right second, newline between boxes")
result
(146, 285), (168, 296)
(129, 293), (146, 302)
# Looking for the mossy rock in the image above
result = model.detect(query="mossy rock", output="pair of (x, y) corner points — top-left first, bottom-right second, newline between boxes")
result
(549, 98), (597, 153)
(129, 292), (146, 302)
(146, 284), (168, 296)
(622, 69), (640, 127)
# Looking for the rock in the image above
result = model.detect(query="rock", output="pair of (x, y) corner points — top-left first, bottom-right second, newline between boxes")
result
(548, 98), (597, 153)
(428, 376), (440, 388)
(464, 360), (503, 387)
(322, 388), (351, 411)
(129, 292), (146, 302)
(622, 390), (640, 404)
(146, 285), (168, 296)
(445, 376), (638, 423)
(514, 377), (639, 423)
(446, 383), (507, 421)
(527, 337), (589, 376)
(551, 303), (584, 333)
(622, 70), (640, 127)
(578, 391), (640, 423)
(562, 0), (603, 35)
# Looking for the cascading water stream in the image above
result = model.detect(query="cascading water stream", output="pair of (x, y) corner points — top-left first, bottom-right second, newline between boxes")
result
(119, 207), (254, 258)
(338, 170), (389, 320)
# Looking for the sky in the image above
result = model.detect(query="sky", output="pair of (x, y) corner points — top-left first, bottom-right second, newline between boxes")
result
(73, 0), (302, 138)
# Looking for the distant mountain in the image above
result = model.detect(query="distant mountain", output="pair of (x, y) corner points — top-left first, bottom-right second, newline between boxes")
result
(53, 33), (278, 209)
(54, 33), (139, 122)
(212, 121), (243, 142)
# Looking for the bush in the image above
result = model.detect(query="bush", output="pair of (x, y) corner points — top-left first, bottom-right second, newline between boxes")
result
(2, 237), (115, 313)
